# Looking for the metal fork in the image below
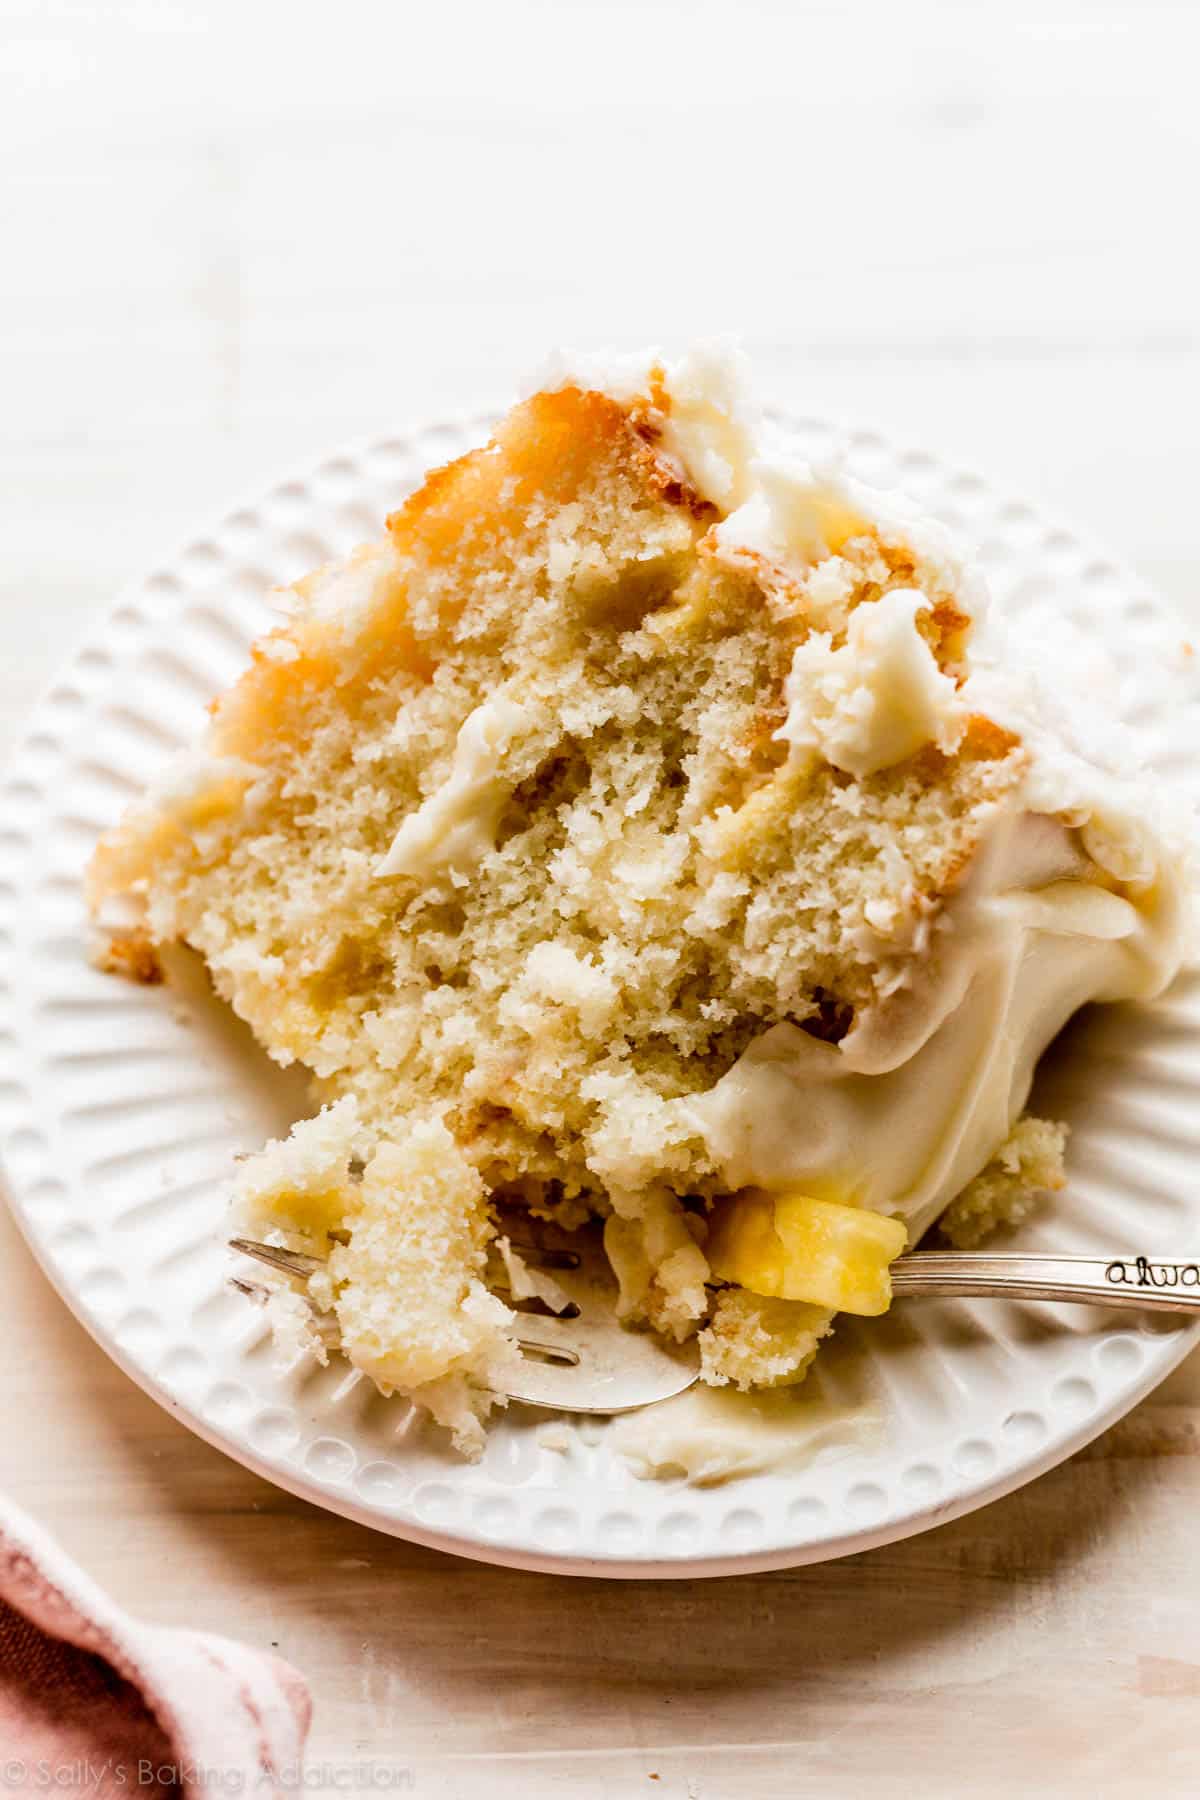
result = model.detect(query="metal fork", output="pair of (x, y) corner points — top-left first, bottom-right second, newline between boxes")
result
(230, 1236), (1200, 1418)
(228, 1235), (702, 1414)
(890, 1251), (1200, 1312)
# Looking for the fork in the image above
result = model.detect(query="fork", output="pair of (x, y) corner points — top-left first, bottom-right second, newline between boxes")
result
(230, 1237), (1200, 1417)
(228, 1234), (702, 1414)
(889, 1251), (1200, 1311)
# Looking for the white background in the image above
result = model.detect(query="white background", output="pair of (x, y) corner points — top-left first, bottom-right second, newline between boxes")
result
(5, 0), (1200, 748)
(2, 1), (1199, 1793)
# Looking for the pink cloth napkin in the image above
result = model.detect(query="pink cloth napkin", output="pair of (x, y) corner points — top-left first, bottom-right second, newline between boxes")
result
(0, 1495), (310, 1795)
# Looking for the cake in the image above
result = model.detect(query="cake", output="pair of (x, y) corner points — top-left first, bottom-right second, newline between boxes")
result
(88, 342), (1192, 1455)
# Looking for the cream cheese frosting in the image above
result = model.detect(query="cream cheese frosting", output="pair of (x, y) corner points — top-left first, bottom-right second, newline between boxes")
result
(130, 751), (271, 870)
(777, 586), (967, 778)
(534, 338), (758, 512)
(611, 1381), (883, 1486)
(958, 609), (1183, 890)
(681, 808), (1189, 1242)
(294, 541), (401, 632)
(377, 692), (530, 879)
(713, 458), (867, 574)
(145, 750), (263, 814)
(536, 338), (984, 604)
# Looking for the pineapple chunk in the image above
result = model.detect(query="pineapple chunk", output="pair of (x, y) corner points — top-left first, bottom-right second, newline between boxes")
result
(706, 1189), (907, 1316)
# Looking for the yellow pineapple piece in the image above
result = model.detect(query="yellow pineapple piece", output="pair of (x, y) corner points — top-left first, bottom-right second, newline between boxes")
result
(706, 1189), (907, 1315)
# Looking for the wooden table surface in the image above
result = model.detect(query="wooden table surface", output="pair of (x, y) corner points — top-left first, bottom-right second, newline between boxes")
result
(2, 2), (1199, 1793)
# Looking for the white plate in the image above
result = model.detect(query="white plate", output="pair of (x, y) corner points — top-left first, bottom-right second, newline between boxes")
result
(2, 411), (1199, 1578)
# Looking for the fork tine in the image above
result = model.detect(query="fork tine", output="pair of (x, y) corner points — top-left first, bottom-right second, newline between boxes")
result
(229, 1275), (268, 1303)
(229, 1236), (323, 1279)
(228, 1273), (342, 1344)
(228, 1239), (582, 1367)
(507, 1240), (581, 1271)
(232, 1233), (580, 1284)
(515, 1336), (580, 1368)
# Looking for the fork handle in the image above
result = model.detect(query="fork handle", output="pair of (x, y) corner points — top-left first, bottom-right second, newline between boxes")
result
(891, 1253), (1200, 1312)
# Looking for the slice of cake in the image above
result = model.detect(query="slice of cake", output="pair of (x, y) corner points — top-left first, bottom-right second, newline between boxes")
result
(89, 342), (1192, 1454)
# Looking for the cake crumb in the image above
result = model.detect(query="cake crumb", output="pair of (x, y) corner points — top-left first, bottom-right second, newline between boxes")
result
(91, 930), (164, 985)
(699, 1291), (835, 1389)
(939, 1114), (1069, 1249)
